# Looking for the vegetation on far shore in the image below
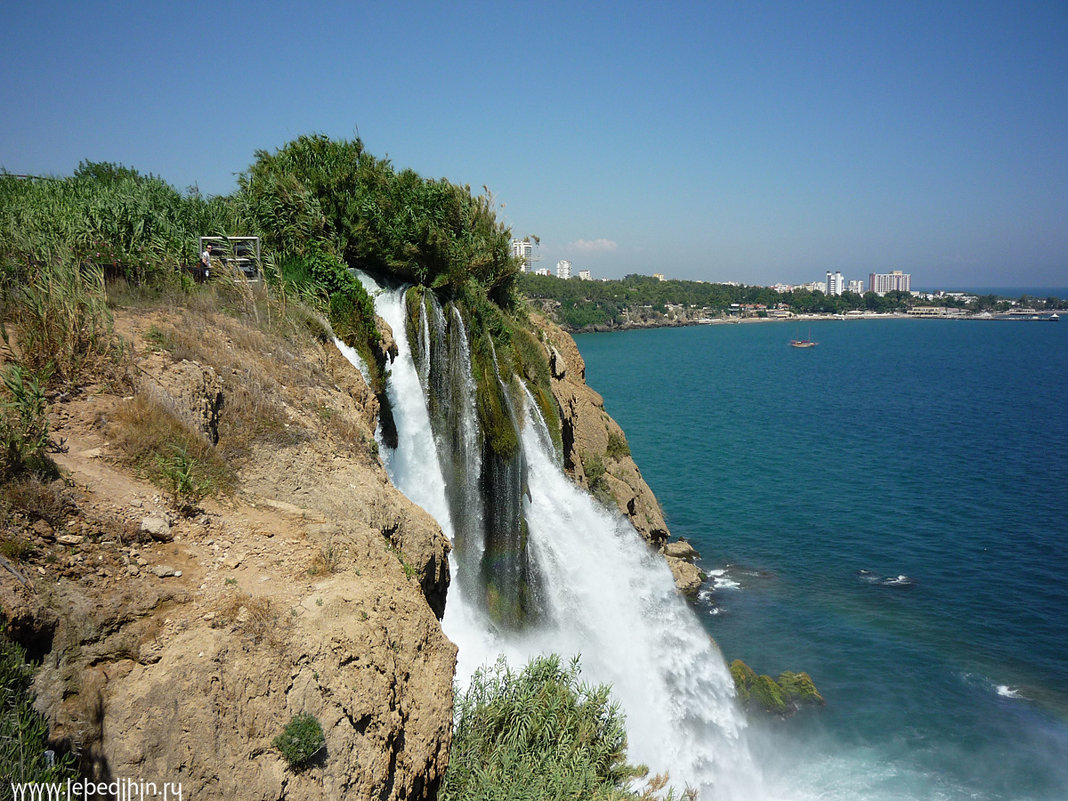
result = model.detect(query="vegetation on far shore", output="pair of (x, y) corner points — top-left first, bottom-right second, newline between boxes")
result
(519, 272), (1065, 331)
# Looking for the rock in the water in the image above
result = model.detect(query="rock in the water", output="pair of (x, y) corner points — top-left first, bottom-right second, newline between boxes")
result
(778, 670), (825, 706)
(730, 659), (822, 716)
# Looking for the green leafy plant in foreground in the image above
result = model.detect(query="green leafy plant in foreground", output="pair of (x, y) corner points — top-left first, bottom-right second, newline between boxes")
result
(0, 638), (78, 791)
(0, 365), (56, 481)
(154, 444), (213, 513)
(443, 654), (679, 801)
(273, 712), (325, 770)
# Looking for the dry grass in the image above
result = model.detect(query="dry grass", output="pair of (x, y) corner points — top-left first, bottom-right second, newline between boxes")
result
(210, 592), (287, 647)
(0, 476), (72, 527)
(307, 538), (342, 576)
(0, 533), (36, 563)
(108, 394), (234, 501)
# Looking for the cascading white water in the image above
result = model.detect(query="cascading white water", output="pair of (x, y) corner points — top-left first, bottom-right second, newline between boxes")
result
(352, 273), (454, 537)
(508, 388), (766, 799)
(345, 280), (769, 799)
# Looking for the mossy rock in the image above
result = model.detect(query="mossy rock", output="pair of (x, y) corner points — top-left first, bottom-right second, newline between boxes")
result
(752, 674), (789, 715)
(778, 670), (825, 706)
(730, 659), (821, 716)
(730, 659), (757, 705)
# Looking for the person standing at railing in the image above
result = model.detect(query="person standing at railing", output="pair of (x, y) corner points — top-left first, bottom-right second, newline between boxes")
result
(198, 243), (212, 281)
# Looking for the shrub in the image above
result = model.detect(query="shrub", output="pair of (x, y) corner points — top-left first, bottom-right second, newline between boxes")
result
(582, 455), (606, 484)
(442, 655), (644, 801)
(154, 444), (213, 514)
(0, 637), (79, 786)
(0, 365), (57, 481)
(273, 712), (325, 770)
(606, 431), (630, 459)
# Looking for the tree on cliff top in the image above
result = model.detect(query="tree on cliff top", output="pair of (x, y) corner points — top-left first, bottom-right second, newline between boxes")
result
(239, 134), (520, 306)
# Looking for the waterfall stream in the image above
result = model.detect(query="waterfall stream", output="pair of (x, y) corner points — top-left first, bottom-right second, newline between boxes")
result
(343, 279), (768, 799)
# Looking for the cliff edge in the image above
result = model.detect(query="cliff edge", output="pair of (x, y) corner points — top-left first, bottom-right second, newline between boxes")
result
(1, 306), (455, 799)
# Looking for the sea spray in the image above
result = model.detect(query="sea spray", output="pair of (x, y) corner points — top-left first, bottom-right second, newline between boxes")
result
(349, 279), (766, 798)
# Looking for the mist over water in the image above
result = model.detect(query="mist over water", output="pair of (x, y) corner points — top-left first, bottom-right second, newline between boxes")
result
(351, 280), (770, 798)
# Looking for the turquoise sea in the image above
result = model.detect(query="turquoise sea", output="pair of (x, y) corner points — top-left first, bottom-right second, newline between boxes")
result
(575, 318), (1068, 800)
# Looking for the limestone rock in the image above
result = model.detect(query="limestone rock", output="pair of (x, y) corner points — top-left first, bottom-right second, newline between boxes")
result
(549, 345), (567, 379)
(530, 313), (669, 547)
(376, 315), (399, 363)
(665, 556), (704, 597)
(140, 516), (172, 542)
(138, 356), (224, 444)
(5, 306), (457, 801)
(664, 539), (699, 561)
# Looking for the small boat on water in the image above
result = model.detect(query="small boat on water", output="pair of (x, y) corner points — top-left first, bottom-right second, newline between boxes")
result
(790, 338), (817, 348)
(1050, 313), (1060, 321)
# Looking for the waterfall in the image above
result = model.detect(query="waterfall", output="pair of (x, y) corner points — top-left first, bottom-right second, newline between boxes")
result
(512, 389), (763, 798)
(352, 273), (453, 537)
(346, 279), (766, 799)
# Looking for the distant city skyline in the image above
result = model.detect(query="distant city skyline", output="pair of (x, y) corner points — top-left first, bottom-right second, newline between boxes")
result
(2, 1), (1065, 289)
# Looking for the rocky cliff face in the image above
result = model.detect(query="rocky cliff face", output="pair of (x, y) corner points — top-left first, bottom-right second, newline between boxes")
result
(529, 314), (706, 595)
(530, 313), (668, 544)
(0, 308), (455, 800)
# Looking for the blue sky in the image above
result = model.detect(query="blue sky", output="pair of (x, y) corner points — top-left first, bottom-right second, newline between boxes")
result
(3, 1), (1066, 289)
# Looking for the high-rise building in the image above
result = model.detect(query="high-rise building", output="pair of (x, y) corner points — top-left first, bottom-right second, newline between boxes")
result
(847, 279), (864, 295)
(557, 260), (572, 279)
(868, 270), (911, 295)
(578, 269), (592, 281)
(826, 270), (845, 296)
(511, 239), (532, 272)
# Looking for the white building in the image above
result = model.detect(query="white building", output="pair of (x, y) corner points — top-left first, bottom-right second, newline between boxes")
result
(534, 267), (551, 277)
(869, 270), (911, 295)
(826, 271), (845, 296)
(511, 239), (532, 272)
(847, 279), (864, 295)
(578, 269), (592, 281)
(557, 260), (572, 279)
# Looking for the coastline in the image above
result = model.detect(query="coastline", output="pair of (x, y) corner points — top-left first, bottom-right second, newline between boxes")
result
(563, 310), (1060, 334)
